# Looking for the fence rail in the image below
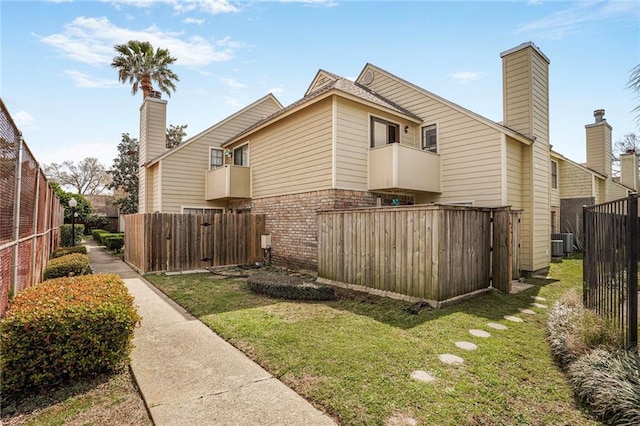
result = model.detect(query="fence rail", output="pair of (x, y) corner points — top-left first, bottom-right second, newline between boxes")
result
(317, 205), (520, 304)
(583, 193), (639, 348)
(124, 212), (266, 273)
(1, 98), (63, 317)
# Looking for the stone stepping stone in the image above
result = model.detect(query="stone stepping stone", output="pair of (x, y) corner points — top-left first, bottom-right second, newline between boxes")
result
(504, 315), (523, 322)
(439, 353), (464, 365)
(531, 303), (548, 309)
(487, 322), (508, 330)
(410, 370), (436, 382)
(455, 341), (478, 351)
(531, 296), (547, 301)
(518, 308), (536, 315)
(386, 415), (418, 426)
(469, 329), (491, 338)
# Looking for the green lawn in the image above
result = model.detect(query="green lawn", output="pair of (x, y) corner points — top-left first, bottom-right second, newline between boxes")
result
(146, 260), (598, 425)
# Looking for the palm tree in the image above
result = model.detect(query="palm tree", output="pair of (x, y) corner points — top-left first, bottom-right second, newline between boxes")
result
(111, 40), (179, 99)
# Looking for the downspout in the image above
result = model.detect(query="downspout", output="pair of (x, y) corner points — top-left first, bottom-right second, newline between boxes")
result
(11, 136), (24, 298)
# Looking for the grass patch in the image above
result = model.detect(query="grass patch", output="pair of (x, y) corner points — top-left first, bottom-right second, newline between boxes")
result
(146, 260), (598, 425)
(1, 369), (151, 426)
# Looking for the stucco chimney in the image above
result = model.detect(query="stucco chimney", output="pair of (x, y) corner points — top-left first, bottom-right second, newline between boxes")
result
(500, 42), (551, 273)
(585, 109), (612, 178)
(620, 150), (639, 191)
(138, 96), (167, 213)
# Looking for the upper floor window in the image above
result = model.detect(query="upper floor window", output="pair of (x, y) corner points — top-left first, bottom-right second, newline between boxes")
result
(421, 124), (437, 153)
(551, 160), (558, 189)
(370, 117), (399, 148)
(210, 148), (223, 170)
(234, 144), (249, 166)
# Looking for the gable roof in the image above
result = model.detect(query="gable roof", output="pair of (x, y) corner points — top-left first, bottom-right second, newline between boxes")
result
(355, 63), (534, 146)
(223, 72), (422, 147)
(550, 150), (606, 179)
(146, 93), (283, 167)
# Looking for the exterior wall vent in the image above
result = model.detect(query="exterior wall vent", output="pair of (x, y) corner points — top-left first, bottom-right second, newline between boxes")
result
(362, 70), (374, 85)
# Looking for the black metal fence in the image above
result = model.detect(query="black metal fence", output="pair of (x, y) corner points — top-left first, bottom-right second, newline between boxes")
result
(583, 193), (639, 348)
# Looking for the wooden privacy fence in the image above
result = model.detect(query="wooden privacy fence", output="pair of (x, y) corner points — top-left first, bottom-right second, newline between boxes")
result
(124, 213), (266, 274)
(583, 193), (639, 348)
(317, 205), (520, 305)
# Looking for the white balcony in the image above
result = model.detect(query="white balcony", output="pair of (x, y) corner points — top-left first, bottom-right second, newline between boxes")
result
(205, 165), (250, 200)
(368, 143), (441, 193)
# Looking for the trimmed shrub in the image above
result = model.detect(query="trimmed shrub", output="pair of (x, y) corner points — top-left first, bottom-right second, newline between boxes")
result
(51, 245), (87, 259)
(43, 253), (91, 280)
(0, 274), (141, 397)
(60, 224), (83, 247)
(103, 234), (125, 253)
(92, 229), (110, 244)
(247, 272), (336, 301)
(569, 349), (640, 425)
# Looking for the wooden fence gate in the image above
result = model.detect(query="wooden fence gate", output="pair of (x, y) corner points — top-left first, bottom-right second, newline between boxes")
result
(124, 213), (266, 274)
(317, 205), (520, 305)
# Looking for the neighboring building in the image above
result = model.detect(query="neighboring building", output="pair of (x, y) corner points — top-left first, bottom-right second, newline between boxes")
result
(138, 41), (639, 274)
(85, 194), (120, 233)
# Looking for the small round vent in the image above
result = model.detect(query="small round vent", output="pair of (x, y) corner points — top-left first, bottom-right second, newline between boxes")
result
(362, 70), (374, 85)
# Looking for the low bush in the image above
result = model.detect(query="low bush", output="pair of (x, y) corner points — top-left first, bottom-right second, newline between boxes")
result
(569, 349), (640, 425)
(247, 272), (336, 301)
(103, 234), (125, 253)
(43, 253), (91, 280)
(92, 229), (110, 244)
(546, 290), (621, 370)
(0, 274), (141, 398)
(60, 224), (83, 247)
(51, 245), (87, 259)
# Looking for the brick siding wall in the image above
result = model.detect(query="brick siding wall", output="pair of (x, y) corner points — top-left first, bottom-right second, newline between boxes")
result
(230, 190), (413, 270)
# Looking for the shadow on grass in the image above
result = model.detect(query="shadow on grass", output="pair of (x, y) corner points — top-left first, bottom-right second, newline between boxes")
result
(145, 265), (572, 331)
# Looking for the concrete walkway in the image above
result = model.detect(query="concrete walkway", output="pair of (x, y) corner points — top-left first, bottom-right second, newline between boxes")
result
(86, 240), (335, 426)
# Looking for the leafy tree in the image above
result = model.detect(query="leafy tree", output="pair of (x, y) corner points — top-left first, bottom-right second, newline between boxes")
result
(166, 124), (188, 148)
(108, 133), (139, 214)
(49, 182), (92, 222)
(44, 157), (110, 195)
(111, 40), (179, 99)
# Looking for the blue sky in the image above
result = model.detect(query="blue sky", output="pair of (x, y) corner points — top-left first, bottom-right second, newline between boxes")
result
(2, 0), (639, 170)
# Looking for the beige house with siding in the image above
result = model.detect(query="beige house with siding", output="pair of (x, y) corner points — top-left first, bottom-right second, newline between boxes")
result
(137, 41), (638, 275)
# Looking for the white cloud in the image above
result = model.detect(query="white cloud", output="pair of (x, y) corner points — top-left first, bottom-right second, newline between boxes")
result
(64, 70), (119, 88)
(224, 96), (244, 108)
(183, 17), (205, 25)
(449, 71), (483, 84)
(13, 111), (37, 130)
(200, 70), (212, 76)
(268, 86), (284, 95)
(46, 0), (73, 3)
(219, 76), (246, 89)
(278, 0), (338, 7)
(517, 1), (639, 40)
(102, 0), (240, 15)
(39, 16), (241, 67)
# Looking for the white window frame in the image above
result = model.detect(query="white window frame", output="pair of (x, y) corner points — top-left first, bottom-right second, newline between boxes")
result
(551, 160), (558, 189)
(233, 143), (250, 166)
(421, 123), (438, 153)
(370, 116), (400, 148)
(181, 206), (224, 215)
(210, 147), (224, 170)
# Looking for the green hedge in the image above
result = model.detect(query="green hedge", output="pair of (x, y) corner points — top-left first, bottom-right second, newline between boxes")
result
(103, 234), (125, 253)
(0, 274), (141, 397)
(51, 245), (87, 259)
(247, 272), (336, 301)
(92, 229), (111, 244)
(60, 224), (83, 247)
(43, 253), (91, 280)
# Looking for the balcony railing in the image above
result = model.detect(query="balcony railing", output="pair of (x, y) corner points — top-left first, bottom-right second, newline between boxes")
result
(368, 143), (441, 193)
(205, 165), (250, 200)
